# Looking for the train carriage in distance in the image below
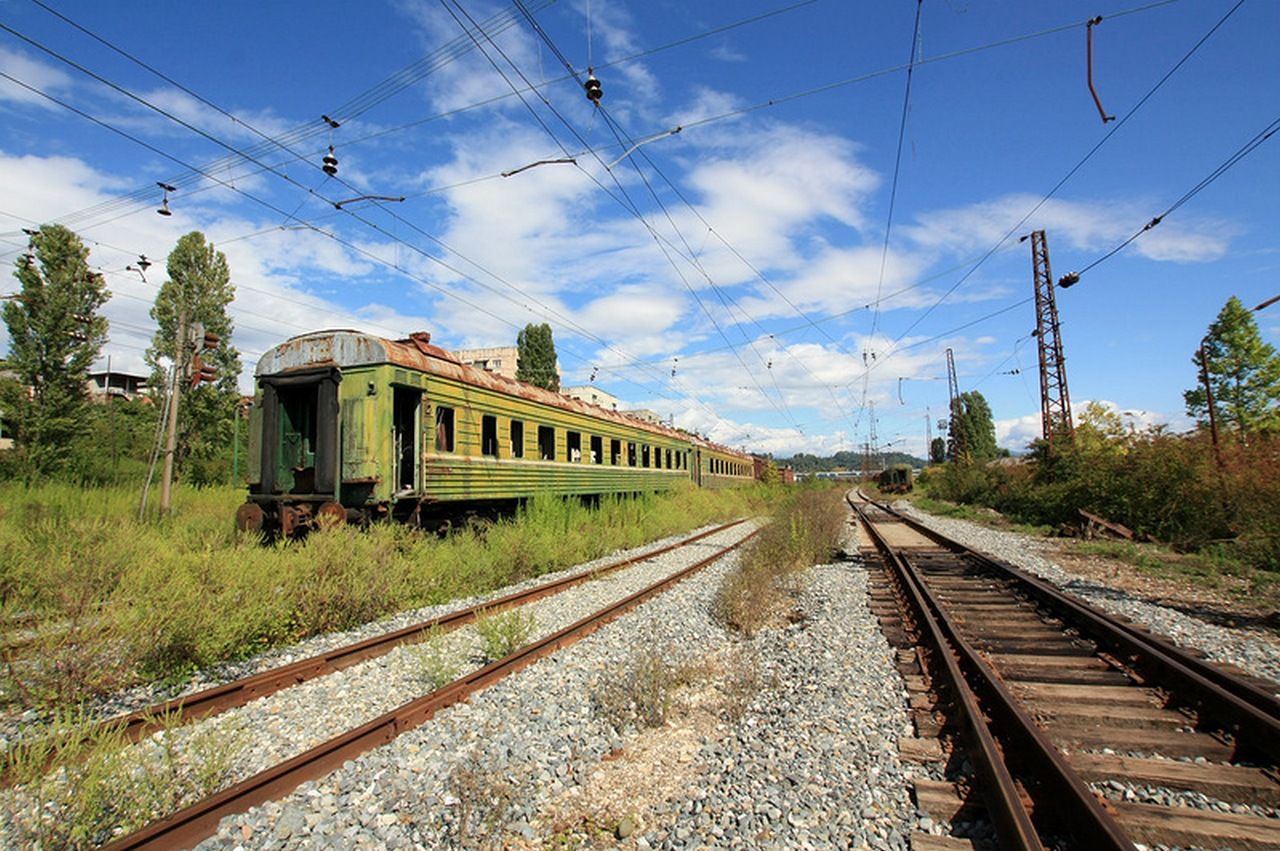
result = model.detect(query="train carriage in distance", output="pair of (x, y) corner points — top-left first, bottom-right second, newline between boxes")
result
(237, 330), (754, 536)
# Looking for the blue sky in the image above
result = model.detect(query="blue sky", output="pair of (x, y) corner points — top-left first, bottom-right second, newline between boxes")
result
(0, 0), (1276, 460)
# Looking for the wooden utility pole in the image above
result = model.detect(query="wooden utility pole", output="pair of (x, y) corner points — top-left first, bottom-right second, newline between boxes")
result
(158, 312), (187, 515)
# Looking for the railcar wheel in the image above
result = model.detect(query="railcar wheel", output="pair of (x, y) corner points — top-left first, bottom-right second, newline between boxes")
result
(236, 502), (265, 533)
(317, 501), (347, 528)
(280, 506), (301, 538)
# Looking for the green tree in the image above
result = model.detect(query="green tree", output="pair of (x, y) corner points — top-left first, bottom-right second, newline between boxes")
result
(929, 436), (947, 464)
(1184, 296), (1280, 437)
(0, 224), (110, 484)
(948, 390), (997, 463)
(146, 232), (242, 486)
(516, 322), (559, 391)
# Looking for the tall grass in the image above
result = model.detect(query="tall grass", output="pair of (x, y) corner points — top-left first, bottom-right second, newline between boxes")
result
(714, 483), (848, 636)
(0, 481), (763, 710)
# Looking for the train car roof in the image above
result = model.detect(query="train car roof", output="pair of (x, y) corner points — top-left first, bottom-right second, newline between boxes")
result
(257, 329), (701, 444)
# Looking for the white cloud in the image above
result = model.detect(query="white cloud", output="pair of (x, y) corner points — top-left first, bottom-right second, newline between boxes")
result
(0, 47), (72, 108)
(904, 193), (1232, 265)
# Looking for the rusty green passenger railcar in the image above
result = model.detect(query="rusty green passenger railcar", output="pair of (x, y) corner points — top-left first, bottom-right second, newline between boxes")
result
(236, 330), (753, 536)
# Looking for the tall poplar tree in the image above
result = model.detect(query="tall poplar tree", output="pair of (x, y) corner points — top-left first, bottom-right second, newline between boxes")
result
(1184, 296), (1280, 437)
(146, 232), (242, 485)
(0, 224), (109, 484)
(948, 391), (997, 463)
(516, 323), (559, 391)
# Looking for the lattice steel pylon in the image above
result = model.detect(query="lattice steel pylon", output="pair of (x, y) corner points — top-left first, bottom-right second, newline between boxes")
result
(1030, 230), (1074, 456)
(946, 347), (967, 463)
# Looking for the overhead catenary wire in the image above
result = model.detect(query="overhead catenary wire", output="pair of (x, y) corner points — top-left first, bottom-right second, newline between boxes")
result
(0, 0), (1259, 455)
(868, 0), (1248, 376)
(1070, 113), (1280, 281)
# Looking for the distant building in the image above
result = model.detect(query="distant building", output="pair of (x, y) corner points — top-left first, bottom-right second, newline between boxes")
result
(88, 370), (149, 401)
(450, 346), (519, 381)
(562, 385), (620, 411)
(452, 345), (568, 387)
(623, 409), (664, 425)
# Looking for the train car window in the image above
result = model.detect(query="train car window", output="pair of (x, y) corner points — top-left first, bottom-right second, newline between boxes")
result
(435, 406), (455, 453)
(510, 420), (524, 458)
(665, 448), (672, 469)
(538, 425), (555, 460)
(627, 442), (636, 467)
(610, 438), (621, 465)
(481, 415), (498, 457)
(641, 445), (650, 468)
(567, 430), (582, 462)
(590, 435), (603, 464)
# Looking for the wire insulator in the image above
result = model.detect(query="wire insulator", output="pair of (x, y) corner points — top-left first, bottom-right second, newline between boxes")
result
(584, 69), (602, 105)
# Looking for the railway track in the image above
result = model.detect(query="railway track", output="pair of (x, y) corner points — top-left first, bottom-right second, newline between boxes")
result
(80, 521), (759, 850)
(852, 492), (1280, 850)
(62, 518), (750, 756)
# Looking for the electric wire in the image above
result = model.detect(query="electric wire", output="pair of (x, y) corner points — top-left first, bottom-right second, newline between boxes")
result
(872, 0), (1248, 373)
(1074, 112), (1280, 279)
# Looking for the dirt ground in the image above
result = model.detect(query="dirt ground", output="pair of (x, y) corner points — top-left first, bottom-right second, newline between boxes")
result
(1039, 535), (1280, 634)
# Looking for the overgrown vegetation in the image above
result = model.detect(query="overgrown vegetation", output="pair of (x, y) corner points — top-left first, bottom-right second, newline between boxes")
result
(0, 481), (763, 711)
(919, 407), (1280, 572)
(595, 638), (698, 732)
(714, 483), (848, 636)
(1, 708), (246, 848)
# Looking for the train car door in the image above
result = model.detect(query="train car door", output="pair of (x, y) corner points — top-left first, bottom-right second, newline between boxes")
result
(693, 447), (703, 487)
(393, 386), (420, 494)
(258, 370), (339, 496)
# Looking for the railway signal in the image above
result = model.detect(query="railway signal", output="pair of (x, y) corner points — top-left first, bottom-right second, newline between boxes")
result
(188, 325), (220, 388)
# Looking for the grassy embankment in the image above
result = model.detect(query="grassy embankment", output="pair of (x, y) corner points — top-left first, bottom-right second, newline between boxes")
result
(0, 481), (769, 710)
(901, 481), (1280, 615)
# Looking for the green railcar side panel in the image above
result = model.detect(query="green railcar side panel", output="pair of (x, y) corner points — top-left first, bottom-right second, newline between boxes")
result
(246, 397), (263, 485)
(416, 370), (691, 505)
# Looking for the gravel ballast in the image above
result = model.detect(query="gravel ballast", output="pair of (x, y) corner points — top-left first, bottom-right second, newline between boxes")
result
(10, 502), (1280, 849)
(188, 525), (916, 850)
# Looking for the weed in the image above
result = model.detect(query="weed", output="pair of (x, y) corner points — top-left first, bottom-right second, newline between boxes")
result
(714, 485), (845, 636)
(717, 646), (763, 723)
(409, 625), (464, 691)
(446, 740), (533, 849)
(595, 642), (695, 731)
(474, 608), (536, 663)
(0, 481), (758, 710)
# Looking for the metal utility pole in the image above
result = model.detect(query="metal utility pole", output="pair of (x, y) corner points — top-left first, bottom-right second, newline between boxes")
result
(1030, 230), (1074, 457)
(868, 400), (881, 475)
(946, 347), (967, 463)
